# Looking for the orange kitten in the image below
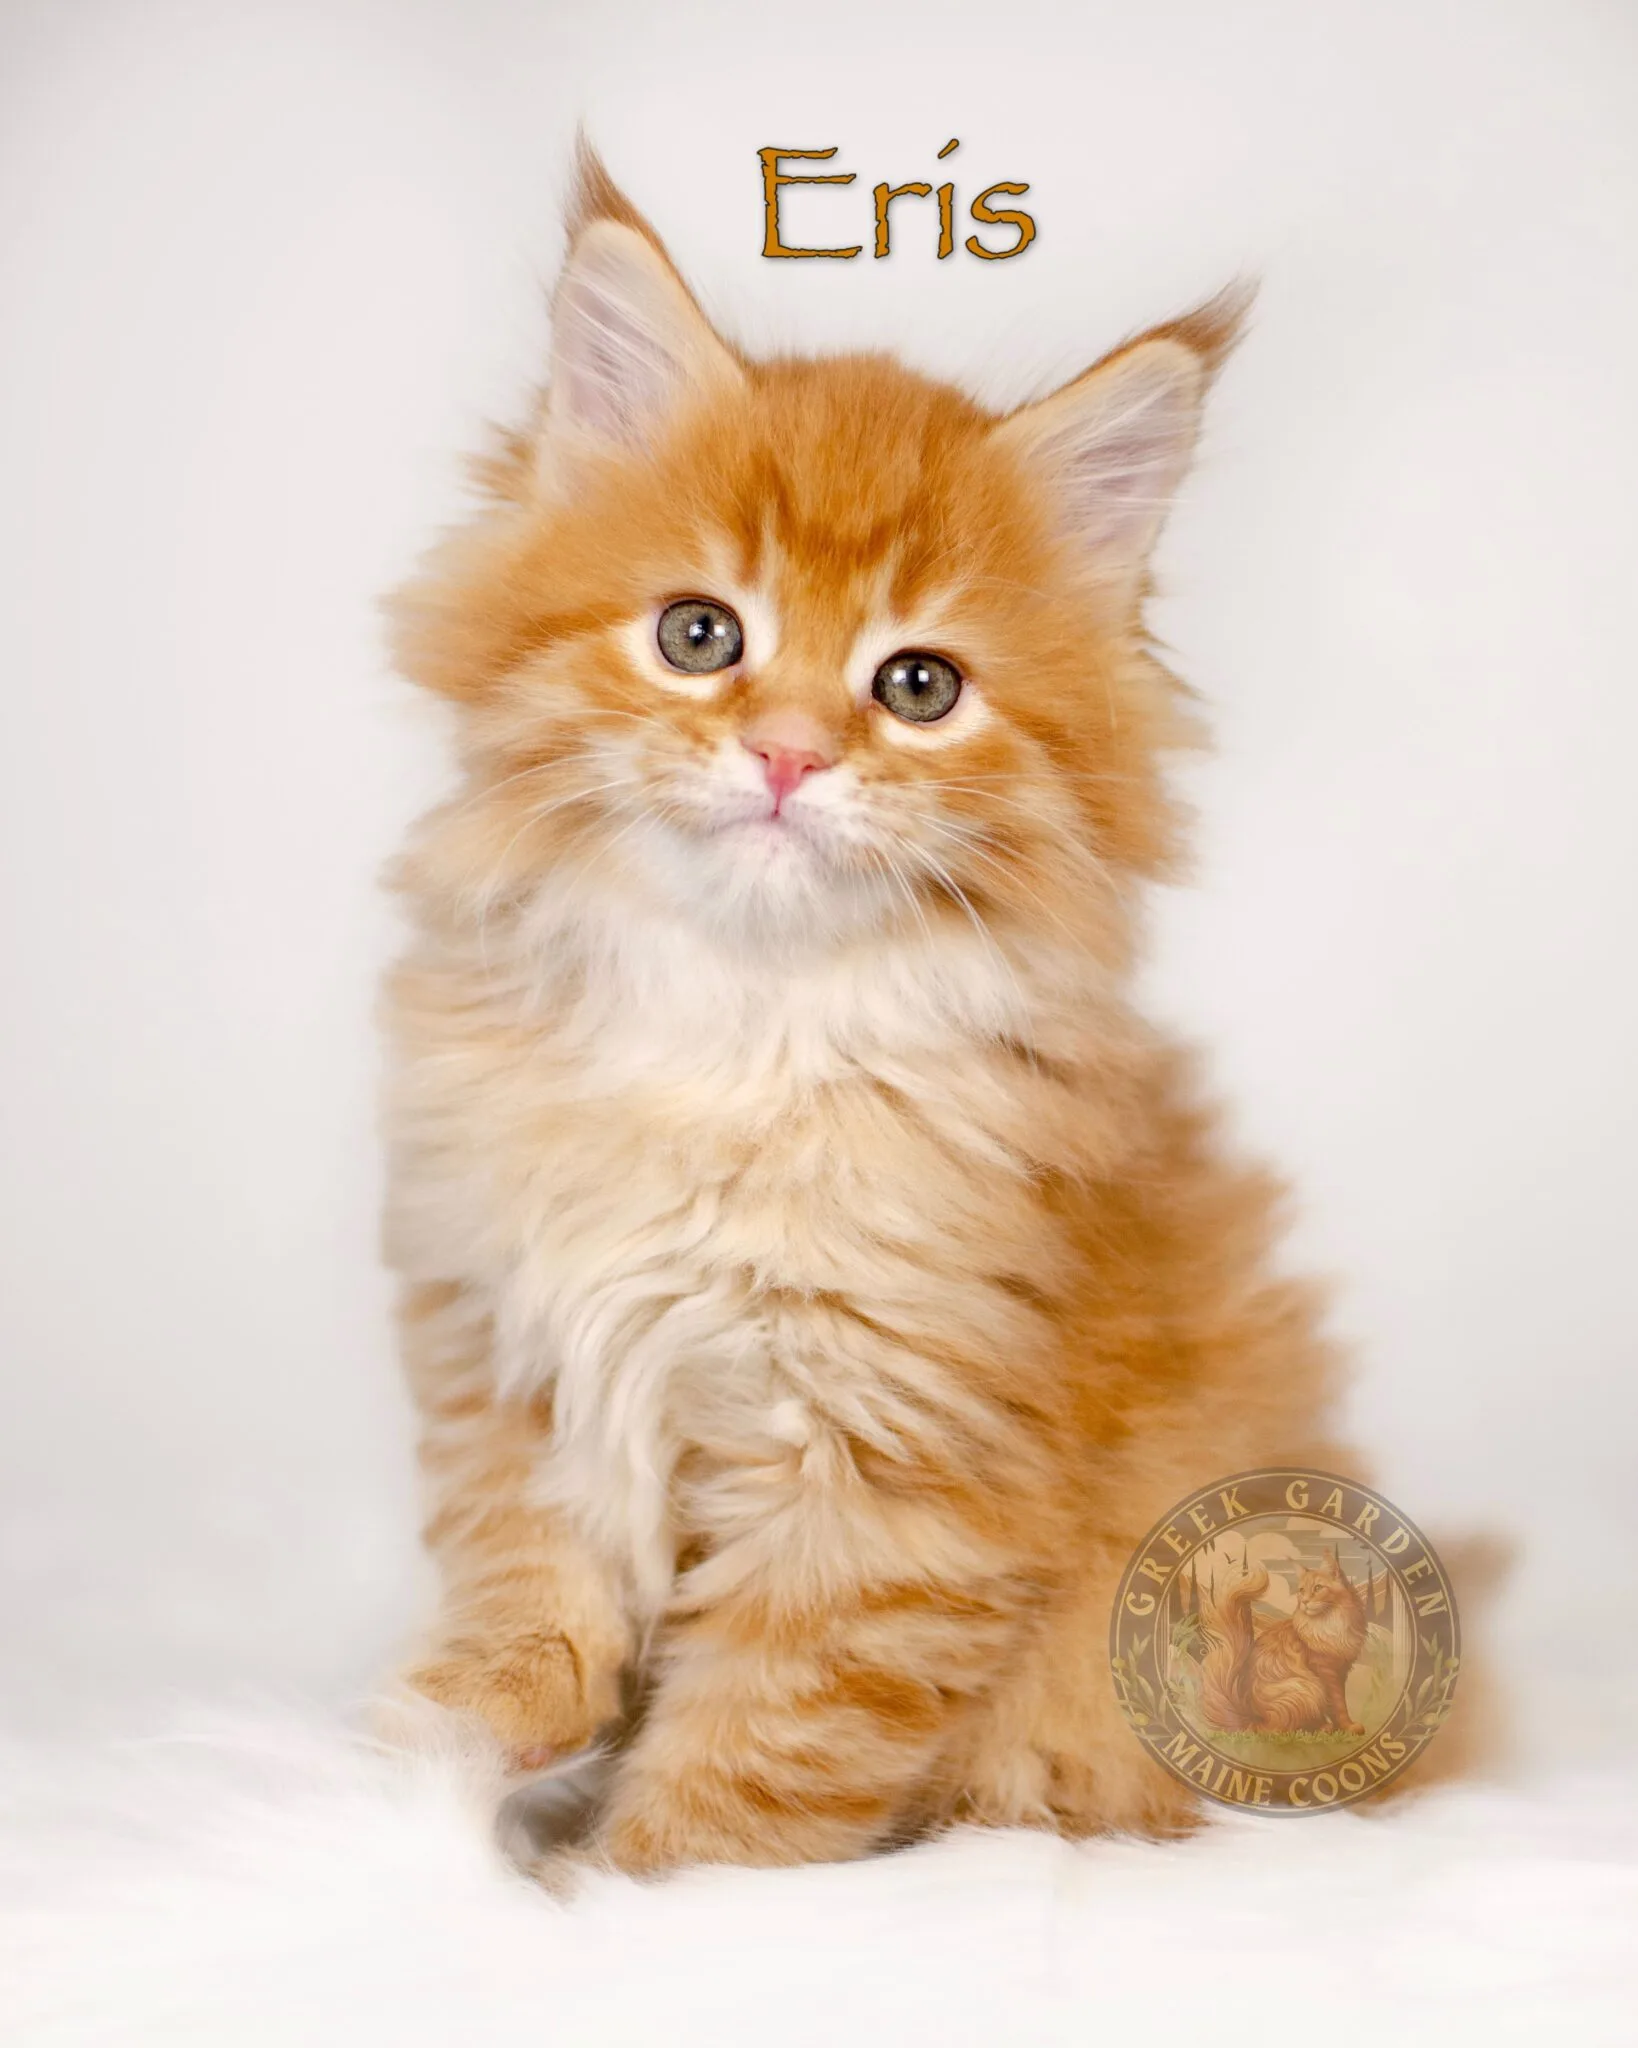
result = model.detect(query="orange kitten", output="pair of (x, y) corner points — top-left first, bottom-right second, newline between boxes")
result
(382, 149), (1362, 1870)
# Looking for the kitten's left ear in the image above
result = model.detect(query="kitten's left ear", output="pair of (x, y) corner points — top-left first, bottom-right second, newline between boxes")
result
(994, 285), (1251, 603)
(537, 141), (744, 492)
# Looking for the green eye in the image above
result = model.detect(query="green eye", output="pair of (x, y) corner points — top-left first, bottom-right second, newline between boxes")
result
(657, 598), (743, 674)
(871, 650), (962, 724)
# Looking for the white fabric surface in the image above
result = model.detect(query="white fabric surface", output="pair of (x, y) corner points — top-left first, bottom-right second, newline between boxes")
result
(4, 1703), (1635, 2046)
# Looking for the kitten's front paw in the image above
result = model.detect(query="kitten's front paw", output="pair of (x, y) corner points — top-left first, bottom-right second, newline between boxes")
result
(403, 1629), (610, 1771)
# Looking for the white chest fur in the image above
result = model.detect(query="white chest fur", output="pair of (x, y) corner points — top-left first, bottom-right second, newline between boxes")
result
(391, 902), (1053, 1613)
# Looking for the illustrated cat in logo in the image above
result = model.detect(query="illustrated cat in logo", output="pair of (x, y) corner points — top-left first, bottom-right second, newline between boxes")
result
(1198, 1548), (1368, 1735)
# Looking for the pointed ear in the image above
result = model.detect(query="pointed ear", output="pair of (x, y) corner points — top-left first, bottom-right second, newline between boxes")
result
(994, 286), (1250, 600)
(537, 145), (742, 490)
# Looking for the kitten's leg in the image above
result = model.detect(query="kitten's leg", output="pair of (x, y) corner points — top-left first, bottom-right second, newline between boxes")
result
(589, 1441), (1045, 1872)
(951, 1532), (1204, 1840)
(593, 1577), (1019, 1872)
(1324, 1667), (1363, 1736)
(396, 1282), (632, 1766)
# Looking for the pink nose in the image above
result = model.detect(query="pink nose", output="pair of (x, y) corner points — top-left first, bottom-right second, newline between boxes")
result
(749, 743), (828, 806)
(741, 714), (837, 810)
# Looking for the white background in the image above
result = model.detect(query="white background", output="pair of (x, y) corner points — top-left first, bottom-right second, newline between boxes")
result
(2, 0), (1635, 1755)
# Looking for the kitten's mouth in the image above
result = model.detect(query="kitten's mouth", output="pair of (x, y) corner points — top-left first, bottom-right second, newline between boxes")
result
(652, 784), (872, 896)
(708, 803), (823, 853)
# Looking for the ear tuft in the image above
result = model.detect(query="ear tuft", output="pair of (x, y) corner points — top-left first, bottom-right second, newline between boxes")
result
(1140, 278), (1256, 383)
(997, 282), (1254, 599)
(565, 132), (658, 245)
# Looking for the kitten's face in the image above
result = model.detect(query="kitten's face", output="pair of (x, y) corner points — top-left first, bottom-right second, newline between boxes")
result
(447, 371), (1158, 955)
(1296, 1563), (1351, 1617)
(393, 168), (1236, 963)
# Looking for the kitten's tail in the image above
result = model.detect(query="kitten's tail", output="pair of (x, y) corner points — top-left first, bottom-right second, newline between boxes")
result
(1197, 1557), (1269, 1730)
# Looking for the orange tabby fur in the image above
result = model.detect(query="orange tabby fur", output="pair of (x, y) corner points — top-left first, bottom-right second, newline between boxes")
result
(381, 149), (1390, 1871)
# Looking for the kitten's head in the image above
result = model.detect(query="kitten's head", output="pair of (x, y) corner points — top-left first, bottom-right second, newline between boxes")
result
(1296, 1554), (1361, 1620)
(392, 149), (1242, 966)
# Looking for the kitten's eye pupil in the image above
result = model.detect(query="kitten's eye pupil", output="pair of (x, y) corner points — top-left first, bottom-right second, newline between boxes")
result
(872, 650), (962, 724)
(657, 598), (743, 675)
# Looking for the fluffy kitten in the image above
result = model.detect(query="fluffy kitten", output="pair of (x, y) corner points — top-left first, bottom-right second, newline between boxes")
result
(382, 148), (1358, 1871)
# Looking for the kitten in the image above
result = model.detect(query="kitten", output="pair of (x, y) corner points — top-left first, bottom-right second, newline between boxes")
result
(1199, 1553), (1369, 1736)
(382, 146), (1357, 1871)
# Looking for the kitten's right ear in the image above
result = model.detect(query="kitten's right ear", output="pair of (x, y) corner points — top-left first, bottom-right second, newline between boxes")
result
(536, 145), (743, 493)
(993, 284), (1251, 605)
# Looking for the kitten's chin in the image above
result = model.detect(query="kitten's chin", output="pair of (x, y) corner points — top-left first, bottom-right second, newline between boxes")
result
(628, 811), (895, 952)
